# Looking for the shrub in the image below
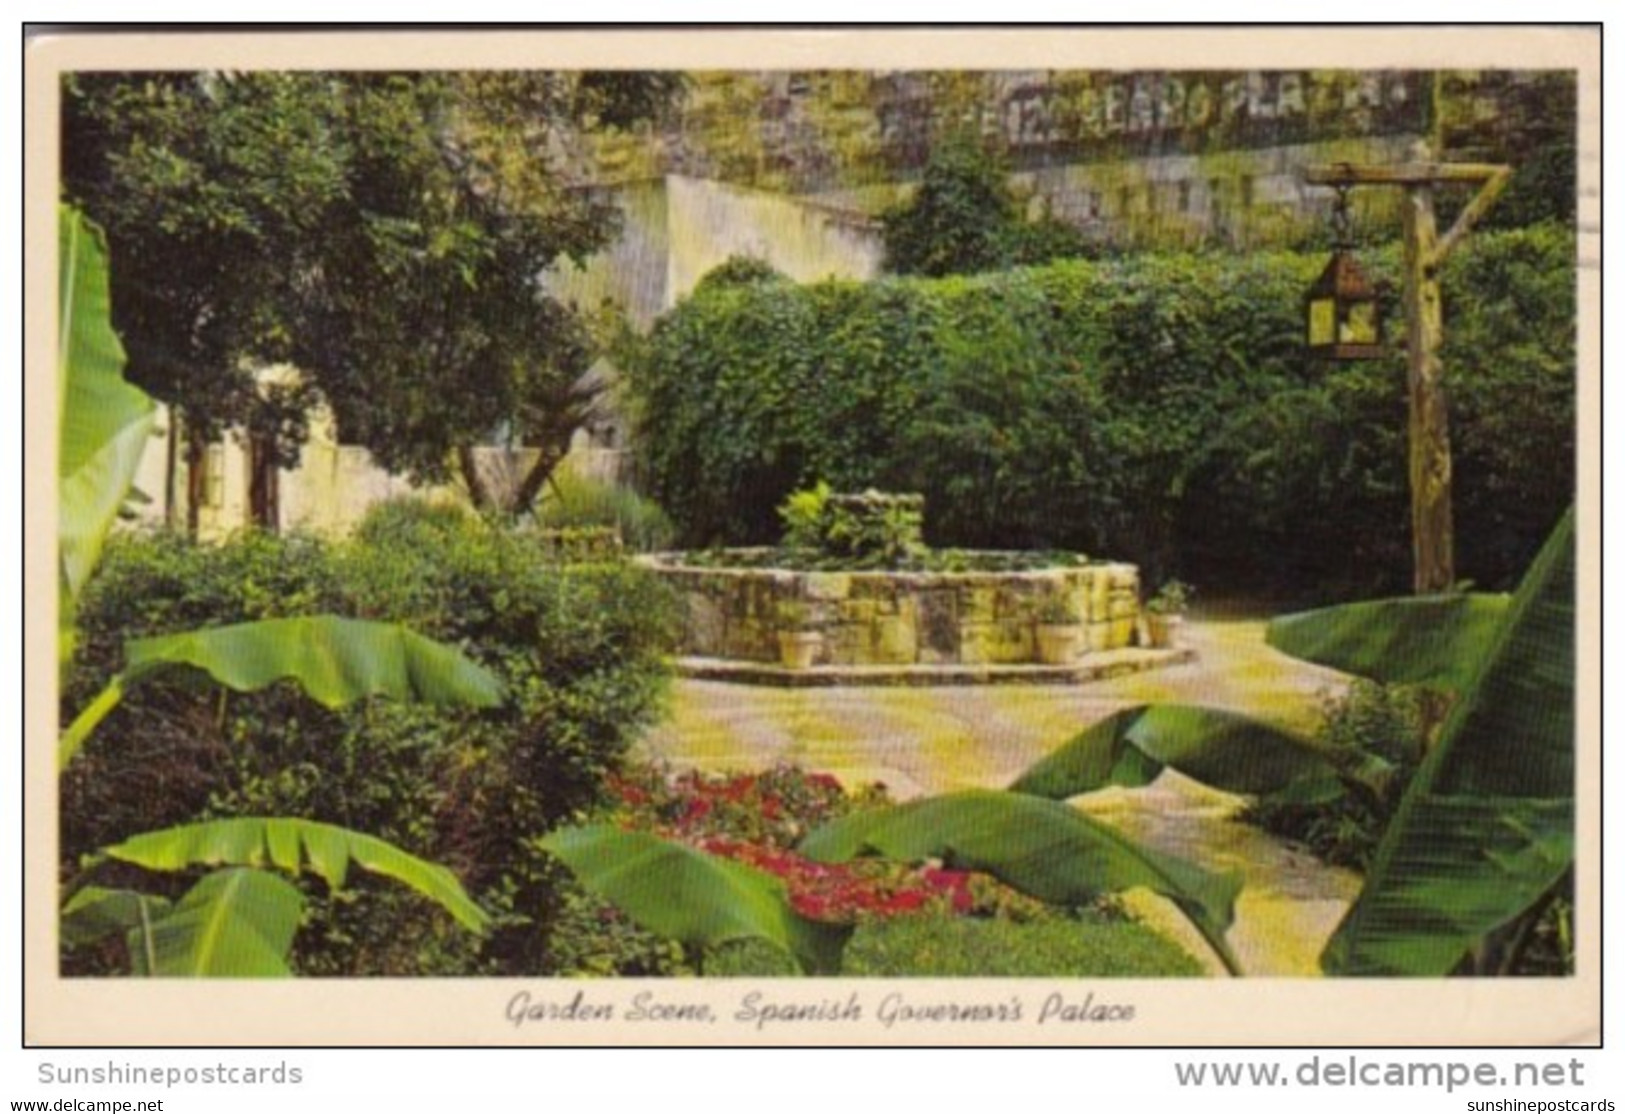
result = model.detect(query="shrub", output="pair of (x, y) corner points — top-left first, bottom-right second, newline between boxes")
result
(777, 484), (925, 566)
(533, 467), (676, 552)
(880, 138), (1092, 277)
(629, 226), (1573, 596)
(1244, 681), (1425, 871)
(62, 508), (679, 976)
(709, 909), (1204, 978)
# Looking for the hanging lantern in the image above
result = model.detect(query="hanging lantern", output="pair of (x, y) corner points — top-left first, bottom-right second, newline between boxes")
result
(1305, 185), (1385, 360)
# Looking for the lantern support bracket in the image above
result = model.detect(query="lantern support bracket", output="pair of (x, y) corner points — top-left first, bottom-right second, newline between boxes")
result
(1301, 159), (1511, 595)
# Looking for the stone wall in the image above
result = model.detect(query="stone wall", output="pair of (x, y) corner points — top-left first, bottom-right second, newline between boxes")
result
(641, 553), (1142, 667)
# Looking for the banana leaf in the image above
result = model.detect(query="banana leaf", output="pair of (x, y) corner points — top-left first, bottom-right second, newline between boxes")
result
(60, 616), (505, 768)
(124, 617), (505, 707)
(539, 826), (852, 975)
(128, 868), (303, 977)
(1267, 593), (1511, 693)
(101, 817), (488, 933)
(57, 206), (155, 630)
(800, 789), (1243, 975)
(1011, 704), (1347, 803)
(1322, 508), (1574, 975)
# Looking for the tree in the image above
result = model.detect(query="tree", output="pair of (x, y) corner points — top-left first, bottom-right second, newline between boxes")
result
(62, 70), (681, 523)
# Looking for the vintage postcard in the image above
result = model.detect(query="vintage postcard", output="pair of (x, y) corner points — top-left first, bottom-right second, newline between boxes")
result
(24, 25), (1600, 1047)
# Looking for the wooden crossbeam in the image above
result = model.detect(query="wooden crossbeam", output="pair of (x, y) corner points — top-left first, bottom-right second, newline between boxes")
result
(1304, 162), (1510, 186)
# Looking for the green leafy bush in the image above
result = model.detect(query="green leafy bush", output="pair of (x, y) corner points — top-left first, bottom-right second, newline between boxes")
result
(63, 508), (679, 976)
(629, 225), (1573, 596)
(777, 485), (925, 567)
(880, 138), (1092, 277)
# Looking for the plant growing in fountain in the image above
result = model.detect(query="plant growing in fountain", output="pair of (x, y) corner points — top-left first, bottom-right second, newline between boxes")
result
(777, 483), (926, 569)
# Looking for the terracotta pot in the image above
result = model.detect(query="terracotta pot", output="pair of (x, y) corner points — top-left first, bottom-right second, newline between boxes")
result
(777, 630), (823, 669)
(1145, 612), (1183, 649)
(1036, 624), (1085, 665)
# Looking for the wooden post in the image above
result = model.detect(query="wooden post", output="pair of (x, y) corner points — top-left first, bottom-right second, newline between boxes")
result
(1303, 161), (1511, 596)
(1402, 184), (1454, 593)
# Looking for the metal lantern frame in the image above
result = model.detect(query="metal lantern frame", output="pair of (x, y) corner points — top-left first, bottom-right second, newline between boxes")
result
(1304, 185), (1385, 360)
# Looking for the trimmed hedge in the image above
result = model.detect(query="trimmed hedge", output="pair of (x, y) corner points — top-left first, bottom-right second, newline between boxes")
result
(62, 501), (679, 976)
(628, 224), (1574, 596)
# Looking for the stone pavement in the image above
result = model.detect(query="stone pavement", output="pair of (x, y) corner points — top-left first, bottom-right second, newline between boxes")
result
(638, 610), (1365, 976)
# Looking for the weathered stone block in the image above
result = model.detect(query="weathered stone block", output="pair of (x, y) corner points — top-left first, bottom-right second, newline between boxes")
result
(1107, 617), (1137, 648)
(825, 623), (867, 665)
(960, 585), (998, 623)
(1089, 573), (1111, 623)
(919, 590), (959, 661)
(840, 599), (878, 624)
(686, 593), (726, 655)
(872, 614), (918, 664)
(804, 572), (852, 601)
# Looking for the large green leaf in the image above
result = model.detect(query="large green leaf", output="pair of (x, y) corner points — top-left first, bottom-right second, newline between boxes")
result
(130, 868), (303, 977)
(59, 886), (171, 949)
(800, 789), (1243, 975)
(59, 616), (505, 769)
(1322, 509), (1574, 975)
(123, 616), (506, 708)
(538, 826), (852, 975)
(1267, 593), (1511, 693)
(102, 817), (488, 933)
(58, 205), (155, 610)
(1011, 704), (1346, 802)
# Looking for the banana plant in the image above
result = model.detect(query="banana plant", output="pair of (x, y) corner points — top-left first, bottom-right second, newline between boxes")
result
(59, 615), (505, 769)
(56, 205), (500, 976)
(538, 826), (852, 975)
(1312, 509), (1574, 975)
(799, 788), (1245, 975)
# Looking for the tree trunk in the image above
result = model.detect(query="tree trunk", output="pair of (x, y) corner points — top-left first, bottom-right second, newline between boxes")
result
(510, 441), (569, 517)
(457, 445), (496, 512)
(247, 431), (280, 531)
(458, 440), (570, 518)
(184, 418), (207, 538)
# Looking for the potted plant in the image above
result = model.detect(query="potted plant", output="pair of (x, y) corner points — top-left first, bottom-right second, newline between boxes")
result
(776, 600), (823, 669)
(1144, 580), (1193, 648)
(1032, 594), (1085, 665)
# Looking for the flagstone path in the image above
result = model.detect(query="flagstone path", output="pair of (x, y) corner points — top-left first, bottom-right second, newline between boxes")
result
(638, 608), (1365, 976)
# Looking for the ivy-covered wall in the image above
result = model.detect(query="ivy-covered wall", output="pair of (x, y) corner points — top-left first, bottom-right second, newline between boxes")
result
(588, 70), (1576, 250)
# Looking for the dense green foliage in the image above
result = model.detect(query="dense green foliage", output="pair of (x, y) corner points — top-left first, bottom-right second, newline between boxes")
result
(709, 908), (1203, 978)
(880, 139), (1090, 276)
(630, 224), (1573, 595)
(62, 501), (678, 976)
(1244, 682), (1425, 870)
